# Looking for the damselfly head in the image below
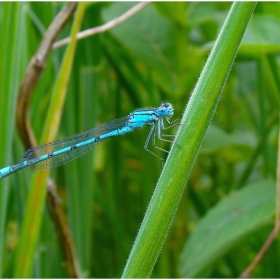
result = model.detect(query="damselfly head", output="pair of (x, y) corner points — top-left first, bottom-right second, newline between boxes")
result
(157, 102), (174, 117)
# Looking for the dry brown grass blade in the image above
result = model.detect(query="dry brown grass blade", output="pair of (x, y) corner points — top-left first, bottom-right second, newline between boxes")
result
(52, 2), (150, 49)
(16, 2), (78, 149)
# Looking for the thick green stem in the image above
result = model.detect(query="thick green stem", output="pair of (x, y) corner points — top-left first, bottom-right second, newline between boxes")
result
(122, 2), (257, 278)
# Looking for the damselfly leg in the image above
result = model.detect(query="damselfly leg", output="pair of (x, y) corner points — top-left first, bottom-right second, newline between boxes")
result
(144, 118), (181, 160)
(144, 124), (164, 160)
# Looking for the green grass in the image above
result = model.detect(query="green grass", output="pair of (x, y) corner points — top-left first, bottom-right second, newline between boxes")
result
(122, 3), (256, 277)
(1, 2), (280, 278)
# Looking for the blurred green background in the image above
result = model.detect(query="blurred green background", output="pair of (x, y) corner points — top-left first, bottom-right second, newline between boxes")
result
(0, 2), (279, 278)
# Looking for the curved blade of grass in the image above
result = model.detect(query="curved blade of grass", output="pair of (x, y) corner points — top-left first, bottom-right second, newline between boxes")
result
(13, 3), (86, 277)
(122, 2), (257, 278)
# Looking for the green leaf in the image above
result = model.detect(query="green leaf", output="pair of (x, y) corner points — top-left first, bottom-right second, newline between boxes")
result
(240, 14), (280, 56)
(154, 2), (187, 26)
(186, 2), (227, 26)
(102, 3), (178, 94)
(179, 180), (275, 277)
(201, 125), (255, 162)
(203, 14), (280, 57)
(202, 125), (256, 152)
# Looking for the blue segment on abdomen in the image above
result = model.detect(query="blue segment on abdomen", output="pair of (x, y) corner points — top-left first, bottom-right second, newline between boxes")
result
(0, 162), (28, 178)
(129, 112), (157, 128)
(0, 167), (11, 178)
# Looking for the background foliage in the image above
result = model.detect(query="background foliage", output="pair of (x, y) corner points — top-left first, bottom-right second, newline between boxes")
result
(0, 2), (279, 278)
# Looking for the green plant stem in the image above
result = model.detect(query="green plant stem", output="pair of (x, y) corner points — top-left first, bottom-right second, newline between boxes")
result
(122, 2), (257, 278)
(13, 3), (86, 277)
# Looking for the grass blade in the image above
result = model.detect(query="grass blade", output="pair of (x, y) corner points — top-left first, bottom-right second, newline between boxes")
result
(13, 3), (86, 277)
(122, 2), (257, 278)
(0, 2), (25, 276)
